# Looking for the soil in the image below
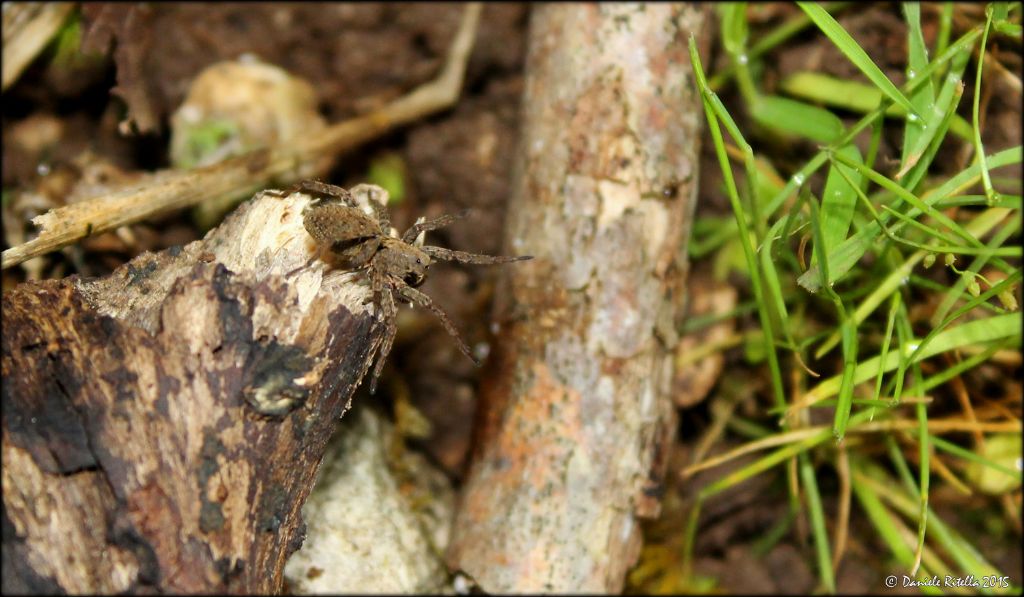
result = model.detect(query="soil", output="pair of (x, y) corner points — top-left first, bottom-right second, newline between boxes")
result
(2, 2), (1019, 594)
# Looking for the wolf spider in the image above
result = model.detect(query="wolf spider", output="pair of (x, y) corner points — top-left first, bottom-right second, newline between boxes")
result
(270, 180), (531, 394)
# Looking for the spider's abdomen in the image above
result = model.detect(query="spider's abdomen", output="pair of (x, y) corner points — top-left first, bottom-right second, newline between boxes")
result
(303, 202), (382, 266)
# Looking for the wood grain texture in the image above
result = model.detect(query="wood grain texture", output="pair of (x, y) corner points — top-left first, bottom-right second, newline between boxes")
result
(2, 192), (379, 593)
(446, 3), (711, 592)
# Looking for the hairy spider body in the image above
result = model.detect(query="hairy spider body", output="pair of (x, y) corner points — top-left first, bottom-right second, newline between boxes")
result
(303, 201), (383, 268)
(276, 180), (531, 393)
(374, 237), (430, 287)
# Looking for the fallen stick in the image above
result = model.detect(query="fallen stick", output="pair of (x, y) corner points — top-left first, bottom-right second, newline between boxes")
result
(1, 3), (482, 271)
(446, 3), (711, 593)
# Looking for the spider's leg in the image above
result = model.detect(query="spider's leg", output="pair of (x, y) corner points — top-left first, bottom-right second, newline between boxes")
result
(297, 180), (351, 201)
(369, 273), (398, 394)
(397, 284), (479, 366)
(264, 180), (351, 204)
(360, 186), (391, 231)
(420, 245), (533, 265)
(373, 201), (392, 234)
(401, 210), (471, 244)
(283, 255), (318, 279)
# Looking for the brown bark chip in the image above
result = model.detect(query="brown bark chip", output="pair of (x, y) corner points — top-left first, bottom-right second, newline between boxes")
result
(446, 4), (711, 593)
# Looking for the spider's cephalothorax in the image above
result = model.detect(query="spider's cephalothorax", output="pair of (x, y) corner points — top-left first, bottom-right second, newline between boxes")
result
(275, 180), (532, 393)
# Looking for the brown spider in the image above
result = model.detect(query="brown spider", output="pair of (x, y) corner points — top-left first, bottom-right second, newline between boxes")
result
(270, 180), (531, 394)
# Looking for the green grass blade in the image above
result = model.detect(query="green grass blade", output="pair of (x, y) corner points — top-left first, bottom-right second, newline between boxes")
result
(859, 458), (1011, 591)
(898, 68), (967, 191)
(850, 467), (943, 594)
(972, 8), (999, 204)
(912, 364), (930, 576)
(931, 435), (1022, 482)
(898, 3), (936, 180)
(817, 207), (1010, 356)
(807, 191), (857, 438)
(797, 147), (1021, 292)
(751, 95), (844, 143)
(898, 8), (972, 185)
(770, 25), (987, 228)
(709, 2), (856, 91)
(917, 337), (1014, 395)
(932, 213), (1021, 325)
(808, 187), (833, 287)
(817, 144), (862, 259)
(894, 271), (1023, 397)
(799, 452), (836, 593)
(833, 317), (857, 438)
(932, 193), (1022, 209)
(934, 3), (954, 63)
(869, 292), (901, 420)
(719, 3), (749, 56)
(800, 312), (1021, 408)
(691, 36), (788, 414)
(876, 205), (1015, 253)
(719, 2), (758, 105)
(924, 145), (1021, 201)
(830, 151), (987, 251)
(889, 303), (915, 410)
(760, 217), (798, 349)
(699, 432), (824, 500)
(780, 74), (973, 143)
(682, 500), (702, 584)
(797, 2), (919, 117)
(889, 268), (1022, 407)
(780, 72), (898, 114)
(707, 91), (753, 155)
(852, 467), (915, 565)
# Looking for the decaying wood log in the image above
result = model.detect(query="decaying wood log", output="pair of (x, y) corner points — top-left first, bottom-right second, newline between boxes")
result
(446, 3), (711, 593)
(2, 190), (380, 593)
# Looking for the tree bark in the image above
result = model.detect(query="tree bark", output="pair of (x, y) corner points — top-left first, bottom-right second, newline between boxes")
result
(2, 192), (379, 593)
(446, 3), (710, 593)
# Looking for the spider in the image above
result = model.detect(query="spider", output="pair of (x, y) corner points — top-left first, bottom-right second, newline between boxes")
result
(270, 180), (531, 394)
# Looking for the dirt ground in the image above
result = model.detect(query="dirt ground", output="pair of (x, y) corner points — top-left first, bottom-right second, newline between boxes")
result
(2, 3), (1020, 594)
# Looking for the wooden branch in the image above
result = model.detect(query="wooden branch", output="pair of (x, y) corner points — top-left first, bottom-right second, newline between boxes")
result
(2, 190), (381, 593)
(446, 4), (711, 593)
(1, 2), (482, 271)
